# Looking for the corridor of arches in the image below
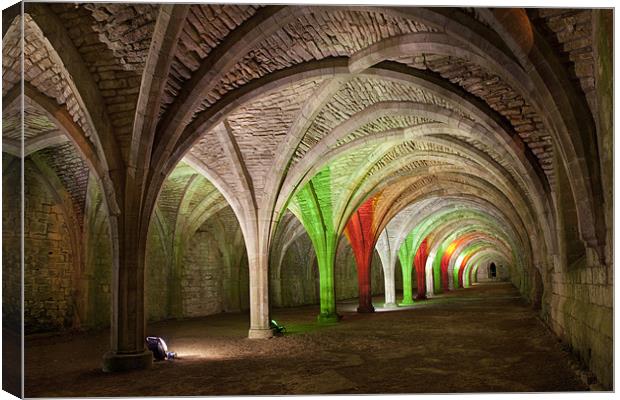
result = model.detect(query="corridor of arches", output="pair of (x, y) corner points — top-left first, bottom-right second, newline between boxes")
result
(2, 2), (613, 396)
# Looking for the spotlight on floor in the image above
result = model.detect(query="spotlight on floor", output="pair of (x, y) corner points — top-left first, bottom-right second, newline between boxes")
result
(146, 336), (177, 361)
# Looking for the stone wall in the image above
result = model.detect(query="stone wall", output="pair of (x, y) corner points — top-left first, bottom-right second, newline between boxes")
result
(476, 263), (510, 283)
(181, 206), (249, 317)
(10, 153), (114, 334)
(523, 89), (613, 389)
(143, 205), (250, 320)
(546, 254), (612, 389)
(22, 159), (76, 333)
(81, 174), (112, 329)
(181, 230), (225, 317)
(278, 233), (319, 307)
(2, 155), (22, 329)
(145, 212), (172, 322)
(509, 97), (613, 390)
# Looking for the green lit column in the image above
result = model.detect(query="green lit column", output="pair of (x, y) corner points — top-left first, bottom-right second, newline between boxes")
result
(290, 168), (339, 324)
(397, 232), (415, 305)
(316, 231), (338, 322)
(452, 255), (462, 289)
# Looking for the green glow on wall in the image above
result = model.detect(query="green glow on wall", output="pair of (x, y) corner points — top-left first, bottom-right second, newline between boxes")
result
(290, 167), (339, 323)
(448, 236), (487, 288)
(397, 231), (416, 305)
(435, 229), (496, 292)
(458, 243), (485, 287)
(400, 209), (497, 295)
(471, 262), (481, 284)
(464, 248), (491, 287)
(413, 210), (518, 292)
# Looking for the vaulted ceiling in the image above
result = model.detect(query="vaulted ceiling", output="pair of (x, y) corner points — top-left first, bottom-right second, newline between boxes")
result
(2, 4), (609, 281)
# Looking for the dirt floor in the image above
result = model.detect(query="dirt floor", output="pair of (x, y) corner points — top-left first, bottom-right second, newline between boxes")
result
(24, 283), (587, 396)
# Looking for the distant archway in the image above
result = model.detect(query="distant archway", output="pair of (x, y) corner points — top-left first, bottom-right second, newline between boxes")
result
(489, 262), (497, 279)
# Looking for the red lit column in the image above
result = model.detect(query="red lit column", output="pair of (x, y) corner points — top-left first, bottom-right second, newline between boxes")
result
(458, 253), (473, 288)
(414, 238), (429, 300)
(440, 251), (451, 293)
(344, 197), (376, 313)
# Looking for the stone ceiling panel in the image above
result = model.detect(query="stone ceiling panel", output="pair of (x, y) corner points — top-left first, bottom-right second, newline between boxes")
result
(158, 170), (193, 229)
(367, 141), (451, 177)
(188, 124), (242, 195)
(292, 76), (468, 164)
(533, 9), (596, 114)
(161, 4), (260, 117)
(7, 15), (96, 144)
(3, 101), (60, 142)
(457, 134), (537, 196)
(2, 17), (21, 96)
(50, 3), (155, 160)
(226, 77), (326, 203)
(82, 3), (159, 73)
(338, 116), (436, 147)
(393, 52), (555, 184)
(35, 142), (90, 229)
(194, 9), (438, 115)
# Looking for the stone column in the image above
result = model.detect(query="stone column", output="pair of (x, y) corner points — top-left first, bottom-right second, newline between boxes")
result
(376, 232), (397, 307)
(447, 262), (455, 291)
(457, 264), (466, 288)
(103, 212), (152, 372)
(246, 232), (273, 339)
(382, 259), (397, 307)
(399, 259), (414, 305)
(316, 234), (339, 323)
(414, 239), (428, 300)
(356, 252), (375, 313)
(425, 258), (435, 298)
(440, 255), (451, 293)
(343, 198), (376, 313)
(397, 238), (415, 305)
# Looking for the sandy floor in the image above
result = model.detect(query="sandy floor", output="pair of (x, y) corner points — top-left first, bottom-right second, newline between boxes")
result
(24, 283), (587, 396)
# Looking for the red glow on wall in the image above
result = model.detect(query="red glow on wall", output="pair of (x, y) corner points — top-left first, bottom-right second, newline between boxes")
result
(414, 238), (429, 299)
(344, 196), (376, 313)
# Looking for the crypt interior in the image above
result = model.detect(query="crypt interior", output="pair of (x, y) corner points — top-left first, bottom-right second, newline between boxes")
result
(1, 2), (614, 396)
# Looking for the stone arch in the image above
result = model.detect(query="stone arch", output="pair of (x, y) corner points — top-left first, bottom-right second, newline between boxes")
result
(355, 171), (540, 263)
(424, 220), (515, 295)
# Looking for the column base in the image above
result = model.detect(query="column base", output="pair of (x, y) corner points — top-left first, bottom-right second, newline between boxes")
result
(317, 313), (340, 324)
(357, 304), (375, 313)
(416, 294), (427, 300)
(383, 302), (399, 308)
(102, 350), (152, 372)
(248, 327), (274, 339)
(399, 299), (415, 306)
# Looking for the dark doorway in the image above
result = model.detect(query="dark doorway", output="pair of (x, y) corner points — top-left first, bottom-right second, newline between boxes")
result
(490, 263), (497, 278)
